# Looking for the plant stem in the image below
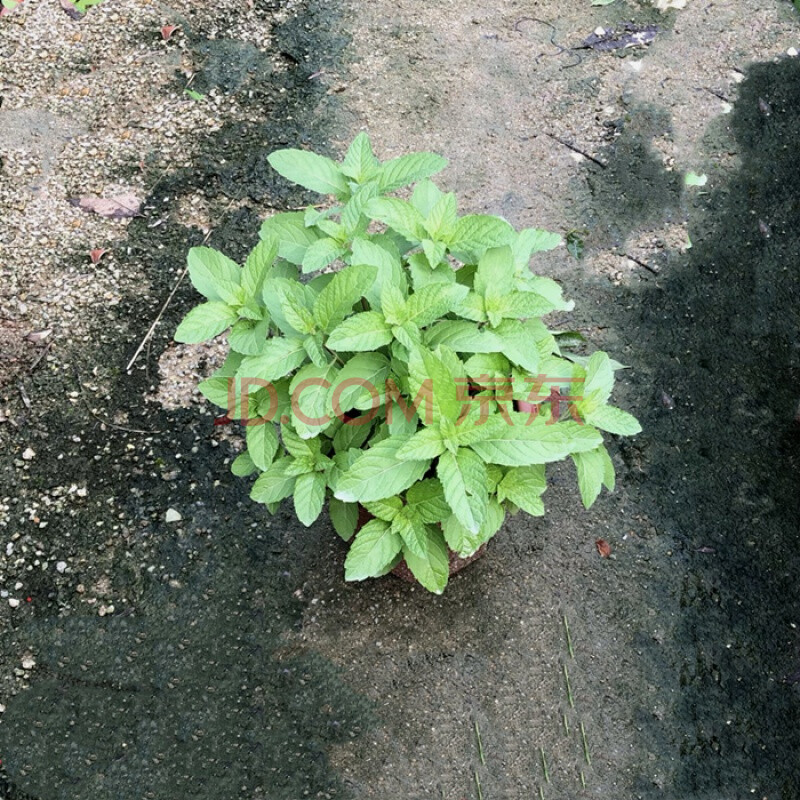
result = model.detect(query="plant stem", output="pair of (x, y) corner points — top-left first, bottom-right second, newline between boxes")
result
(474, 768), (483, 800)
(563, 663), (574, 708)
(563, 614), (574, 659)
(474, 720), (486, 766)
(580, 721), (591, 766)
(580, 769), (586, 788)
(562, 712), (570, 736)
(540, 746), (550, 783)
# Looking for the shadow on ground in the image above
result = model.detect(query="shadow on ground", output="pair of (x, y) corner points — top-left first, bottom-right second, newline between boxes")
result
(594, 57), (800, 797)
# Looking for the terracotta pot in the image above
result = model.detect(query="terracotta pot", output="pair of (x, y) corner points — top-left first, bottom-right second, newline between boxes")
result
(355, 506), (488, 584)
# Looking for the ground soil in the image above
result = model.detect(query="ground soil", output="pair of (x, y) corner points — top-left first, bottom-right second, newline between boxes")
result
(1, 1), (799, 799)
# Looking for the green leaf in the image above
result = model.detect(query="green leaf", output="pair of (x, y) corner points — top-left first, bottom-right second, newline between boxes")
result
(401, 527), (449, 594)
(245, 423), (279, 471)
(584, 405), (642, 436)
(175, 302), (237, 343)
(289, 362), (338, 437)
(449, 214), (514, 260)
(393, 512), (432, 559)
(301, 237), (348, 274)
(421, 238), (447, 268)
(303, 333), (329, 368)
(333, 416), (374, 452)
(444, 498), (505, 557)
(513, 228), (562, 268)
(454, 292), (487, 322)
(293, 471), (327, 526)
(329, 498), (359, 541)
(231, 450), (257, 477)
(314, 264), (377, 332)
(405, 283), (469, 328)
(571, 446), (611, 509)
(334, 436), (430, 503)
(251, 457), (296, 504)
(583, 351), (614, 405)
(474, 246), (515, 299)
(492, 319), (540, 373)
(377, 152), (448, 192)
(497, 465), (546, 516)
(271, 277), (316, 335)
(351, 238), (408, 309)
(468, 413), (603, 465)
(344, 519), (403, 581)
(425, 321), (504, 354)
(363, 495), (403, 522)
(267, 148), (349, 198)
(330, 353), (389, 414)
(341, 182), (380, 234)
(366, 197), (428, 242)
(341, 132), (380, 182)
(326, 311), (392, 352)
(281, 421), (316, 459)
(186, 247), (241, 303)
(228, 317), (270, 355)
(405, 478), (451, 523)
(259, 212), (323, 265)
(438, 448), (487, 534)
(396, 426), (446, 461)
(237, 337), (308, 384)
(425, 192), (458, 239)
(242, 236), (278, 299)
(411, 178), (446, 217)
(198, 376), (232, 408)
(684, 171), (707, 187)
(407, 345), (462, 426)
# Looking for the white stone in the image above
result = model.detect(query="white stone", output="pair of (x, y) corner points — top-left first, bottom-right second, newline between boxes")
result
(22, 447), (35, 461)
(8, 598), (20, 608)
(165, 508), (182, 523)
(56, 561), (67, 573)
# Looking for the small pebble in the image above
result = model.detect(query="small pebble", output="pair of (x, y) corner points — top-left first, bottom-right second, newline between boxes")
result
(56, 561), (67, 573)
(165, 508), (182, 523)
(788, 47), (798, 57)
(22, 447), (35, 461)
(8, 598), (20, 608)
(21, 656), (36, 670)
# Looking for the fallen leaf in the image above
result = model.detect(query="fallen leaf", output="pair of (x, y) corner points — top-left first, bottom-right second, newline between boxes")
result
(59, 0), (84, 19)
(89, 248), (108, 264)
(595, 539), (611, 558)
(70, 193), (141, 219)
(25, 329), (52, 343)
(684, 171), (707, 187)
(161, 24), (179, 40)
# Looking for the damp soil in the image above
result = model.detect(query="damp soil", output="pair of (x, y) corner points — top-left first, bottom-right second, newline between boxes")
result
(1, 1), (799, 799)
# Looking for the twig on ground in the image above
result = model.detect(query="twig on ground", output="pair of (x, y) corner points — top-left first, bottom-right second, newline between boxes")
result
(622, 252), (660, 275)
(544, 132), (606, 168)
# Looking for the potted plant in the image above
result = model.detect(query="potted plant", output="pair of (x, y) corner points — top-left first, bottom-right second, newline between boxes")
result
(174, 133), (641, 593)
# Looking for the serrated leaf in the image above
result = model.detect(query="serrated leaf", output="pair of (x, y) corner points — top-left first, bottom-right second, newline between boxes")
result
(406, 478), (451, 523)
(584, 405), (642, 435)
(377, 151), (448, 192)
(330, 353), (389, 415)
(571, 447), (611, 509)
(497, 465), (546, 516)
(289, 362), (338, 437)
(438, 448), (487, 534)
(352, 238), (408, 309)
(583, 351), (614, 405)
(231, 450), (257, 477)
(393, 512), (432, 559)
(243, 236), (278, 299)
(228, 317), (270, 355)
(344, 519), (403, 581)
(396, 426), (446, 461)
(474, 245), (515, 299)
(405, 283), (469, 329)
(238, 337), (307, 385)
(334, 436), (430, 503)
(326, 311), (392, 352)
(341, 181), (380, 234)
(491, 319), (540, 374)
(425, 191), (458, 239)
(410, 178), (446, 217)
(363, 495), (403, 522)
(341, 132), (380, 182)
(245, 423), (279, 471)
(260, 212), (323, 265)
(293, 471), (327, 526)
(468, 413), (603, 465)
(425, 321), (504, 354)
(250, 457), (296, 504)
(198, 376), (232, 408)
(303, 333), (329, 368)
(267, 148), (349, 198)
(332, 416), (374, 452)
(449, 214), (514, 261)
(513, 229), (562, 269)
(175, 302), (237, 343)
(314, 264), (377, 332)
(329, 498), (359, 541)
(401, 527), (449, 594)
(421, 238), (447, 268)
(301, 237), (348, 274)
(407, 345), (462, 426)
(270, 277), (316, 334)
(454, 291), (487, 322)
(366, 197), (428, 242)
(186, 247), (241, 303)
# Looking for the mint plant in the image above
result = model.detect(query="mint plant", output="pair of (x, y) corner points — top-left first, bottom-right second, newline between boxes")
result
(175, 133), (641, 593)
